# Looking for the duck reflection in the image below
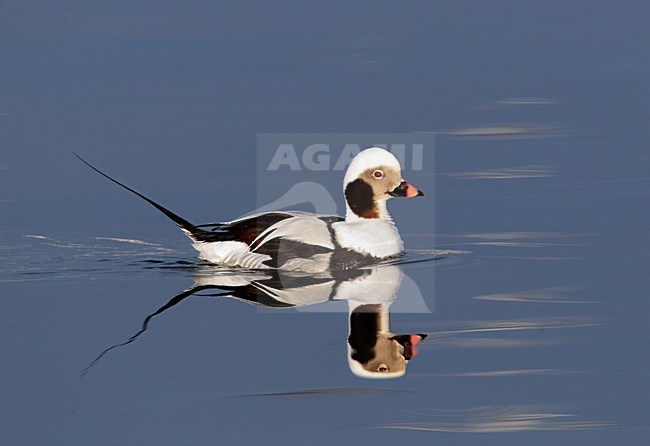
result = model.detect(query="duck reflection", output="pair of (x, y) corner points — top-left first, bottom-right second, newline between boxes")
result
(85, 264), (426, 379)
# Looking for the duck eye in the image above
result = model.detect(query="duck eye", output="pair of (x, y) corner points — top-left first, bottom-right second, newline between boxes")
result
(373, 170), (384, 179)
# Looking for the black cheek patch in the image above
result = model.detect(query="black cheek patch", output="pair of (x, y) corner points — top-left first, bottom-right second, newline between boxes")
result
(345, 179), (378, 219)
(348, 305), (381, 364)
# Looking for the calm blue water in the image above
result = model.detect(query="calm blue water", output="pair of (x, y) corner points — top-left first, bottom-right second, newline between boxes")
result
(2, 2), (649, 444)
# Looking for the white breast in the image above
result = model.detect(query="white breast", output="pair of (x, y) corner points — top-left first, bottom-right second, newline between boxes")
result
(332, 220), (404, 258)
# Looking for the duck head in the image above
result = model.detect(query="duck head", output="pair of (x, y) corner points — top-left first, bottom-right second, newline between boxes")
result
(347, 303), (427, 379)
(343, 147), (423, 220)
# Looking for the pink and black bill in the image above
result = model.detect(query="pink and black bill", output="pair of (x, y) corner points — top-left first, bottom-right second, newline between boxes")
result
(388, 181), (424, 198)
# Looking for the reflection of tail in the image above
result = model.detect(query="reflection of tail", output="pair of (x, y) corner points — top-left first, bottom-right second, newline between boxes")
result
(74, 153), (212, 241)
(81, 278), (298, 377)
(81, 285), (212, 377)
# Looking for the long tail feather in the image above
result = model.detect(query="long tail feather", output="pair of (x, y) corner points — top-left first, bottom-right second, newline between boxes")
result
(74, 153), (203, 239)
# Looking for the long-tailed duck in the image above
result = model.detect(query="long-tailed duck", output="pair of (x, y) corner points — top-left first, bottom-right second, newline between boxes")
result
(76, 147), (423, 271)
